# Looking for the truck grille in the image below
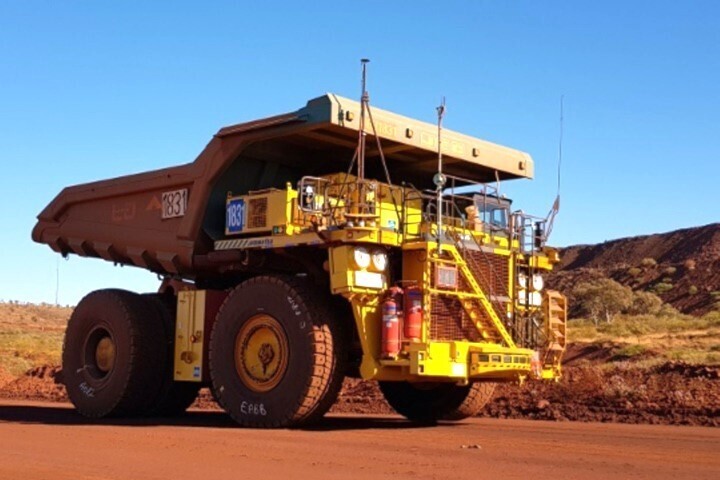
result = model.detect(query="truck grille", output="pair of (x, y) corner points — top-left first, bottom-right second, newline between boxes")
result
(464, 249), (509, 299)
(429, 295), (482, 342)
(429, 251), (510, 342)
(247, 198), (268, 229)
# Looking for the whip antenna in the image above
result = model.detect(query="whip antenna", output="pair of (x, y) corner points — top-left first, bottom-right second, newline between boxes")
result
(545, 95), (564, 239)
(557, 94), (563, 197)
(434, 97), (447, 251)
(357, 58), (370, 181)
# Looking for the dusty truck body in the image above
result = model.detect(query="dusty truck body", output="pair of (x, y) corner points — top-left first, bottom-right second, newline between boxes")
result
(33, 93), (567, 427)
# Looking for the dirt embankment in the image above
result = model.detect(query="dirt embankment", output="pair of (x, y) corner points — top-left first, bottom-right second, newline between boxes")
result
(0, 366), (65, 402)
(548, 223), (720, 316)
(2, 349), (718, 427)
(326, 346), (720, 427)
(0, 366), (15, 390)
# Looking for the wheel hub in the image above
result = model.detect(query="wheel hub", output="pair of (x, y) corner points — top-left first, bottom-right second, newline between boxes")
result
(95, 336), (116, 373)
(235, 314), (289, 392)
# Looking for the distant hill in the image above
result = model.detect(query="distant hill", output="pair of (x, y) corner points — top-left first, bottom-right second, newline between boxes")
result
(548, 223), (720, 316)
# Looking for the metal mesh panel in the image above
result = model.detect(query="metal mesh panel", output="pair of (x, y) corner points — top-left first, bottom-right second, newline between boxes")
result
(429, 295), (482, 342)
(465, 250), (509, 298)
(428, 251), (510, 342)
(248, 197), (268, 229)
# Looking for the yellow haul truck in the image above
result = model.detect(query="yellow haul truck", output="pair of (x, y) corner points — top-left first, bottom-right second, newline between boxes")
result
(33, 91), (567, 427)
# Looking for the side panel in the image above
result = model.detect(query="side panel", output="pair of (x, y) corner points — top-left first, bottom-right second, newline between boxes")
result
(174, 290), (227, 382)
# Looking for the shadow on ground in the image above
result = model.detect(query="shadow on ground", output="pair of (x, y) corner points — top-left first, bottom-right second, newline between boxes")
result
(0, 403), (458, 431)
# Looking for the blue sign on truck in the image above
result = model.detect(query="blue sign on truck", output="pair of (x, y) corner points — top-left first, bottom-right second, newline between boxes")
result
(226, 198), (245, 233)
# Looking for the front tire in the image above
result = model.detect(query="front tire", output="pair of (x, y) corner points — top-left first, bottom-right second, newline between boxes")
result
(379, 381), (496, 422)
(62, 289), (164, 418)
(209, 276), (346, 428)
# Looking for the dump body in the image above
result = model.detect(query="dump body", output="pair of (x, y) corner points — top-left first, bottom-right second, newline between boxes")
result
(32, 94), (532, 277)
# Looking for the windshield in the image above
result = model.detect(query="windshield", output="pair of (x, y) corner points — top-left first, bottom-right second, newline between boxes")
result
(473, 195), (511, 230)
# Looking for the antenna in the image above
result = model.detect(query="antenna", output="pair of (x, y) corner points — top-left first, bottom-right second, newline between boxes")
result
(557, 94), (564, 196)
(342, 59), (402, 230)
(434, 97), (447, 251)
(357, 58), (370, 181)
(545, 95), (564, 239)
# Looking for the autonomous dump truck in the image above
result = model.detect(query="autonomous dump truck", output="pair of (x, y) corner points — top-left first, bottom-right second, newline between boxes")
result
(33, 86), (567, 427)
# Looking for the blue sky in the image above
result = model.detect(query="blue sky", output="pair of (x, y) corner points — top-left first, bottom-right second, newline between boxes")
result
(1, 1), (718, 305)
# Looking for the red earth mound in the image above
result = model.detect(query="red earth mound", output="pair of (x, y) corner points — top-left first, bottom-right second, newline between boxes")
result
(484, 363), (720, 426)
(0, 365), (66, 402)
(2, 361), (718, 427)
(0, 366), (15, 389)
(548, 223), (720, 316)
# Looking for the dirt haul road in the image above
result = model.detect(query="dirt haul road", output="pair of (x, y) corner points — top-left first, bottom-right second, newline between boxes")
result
(0, 400), (718, 480)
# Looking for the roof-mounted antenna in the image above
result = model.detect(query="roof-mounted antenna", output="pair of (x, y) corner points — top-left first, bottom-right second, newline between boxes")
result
(545, 94), (564, 239)
(341, 59), (402, 229)
(434, 97), (447, 251)
(357, 58), (370, 181)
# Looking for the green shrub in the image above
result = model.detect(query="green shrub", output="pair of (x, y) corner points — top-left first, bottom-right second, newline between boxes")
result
(567, 318), (600, 341)
(628, 291), (663, 315)
(641, 257), (657, 268)
(703, 311), (720, 326)
(706, 353), (720, 365)
(598, 320), (632, 337)
(614, 344), (648, 358)
(652, 282), (674, 295)
(663, 266), (677, 276)
(627, 267), (642, 277)
(688, 285), (698, 295)
(657, 303), (680, 317)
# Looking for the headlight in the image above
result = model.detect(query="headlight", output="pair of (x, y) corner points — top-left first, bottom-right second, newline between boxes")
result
(532, 274), (544, 291)
(353, 246), (371, 269)
(517, 289), (527, 304)
(530, 291), (543, 306)
(371, 249), (388, 271)
(517, 273), (528, 289)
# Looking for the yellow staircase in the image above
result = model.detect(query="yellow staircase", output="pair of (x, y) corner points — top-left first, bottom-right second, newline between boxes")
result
(444, 246), (516, 348)
(542, 290), (567, 366)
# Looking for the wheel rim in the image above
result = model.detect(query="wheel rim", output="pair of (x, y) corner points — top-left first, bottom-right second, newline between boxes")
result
(83, 327), (116, 380)
(234, 314), (289, 393)
(95, 336), (116, 373)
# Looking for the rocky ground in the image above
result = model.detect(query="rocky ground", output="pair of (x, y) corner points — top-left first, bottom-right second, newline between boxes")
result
(2, 349), (718, 427)
(550, 223), (720, 316)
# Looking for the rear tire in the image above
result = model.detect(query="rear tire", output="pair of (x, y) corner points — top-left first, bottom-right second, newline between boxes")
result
(209, 275), (346, 428)
(62, 289), (164, 418)
(379, 381), (496, 422)
(142, 293), (201, 416)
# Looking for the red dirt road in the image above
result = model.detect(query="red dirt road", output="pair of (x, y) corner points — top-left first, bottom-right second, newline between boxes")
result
(1, 400), (718, 480)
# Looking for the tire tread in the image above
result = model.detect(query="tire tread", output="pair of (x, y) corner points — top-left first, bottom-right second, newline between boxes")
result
(210, 275), (346, 428)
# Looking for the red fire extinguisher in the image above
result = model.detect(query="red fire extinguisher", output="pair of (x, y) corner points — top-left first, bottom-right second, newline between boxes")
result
(381, 287), (403, 358)
(404, 285), (422, 340)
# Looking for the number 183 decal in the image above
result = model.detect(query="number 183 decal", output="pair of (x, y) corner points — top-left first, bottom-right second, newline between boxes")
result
(162, 189), (188, 219)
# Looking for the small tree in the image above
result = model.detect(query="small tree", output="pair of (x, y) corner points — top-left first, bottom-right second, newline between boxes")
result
(628, 291), (663, 315)
(573, 278), (634, 325)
